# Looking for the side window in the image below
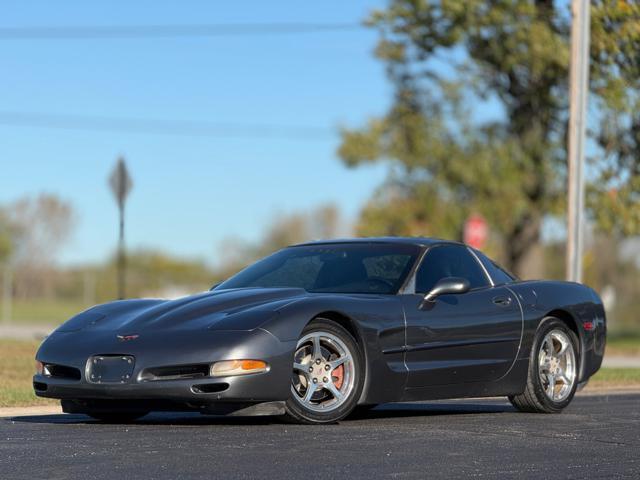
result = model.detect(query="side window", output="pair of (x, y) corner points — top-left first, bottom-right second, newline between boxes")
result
(362, 255), (413, 284)
(474, 250), (516, 285)
(415, 245), (490, 293)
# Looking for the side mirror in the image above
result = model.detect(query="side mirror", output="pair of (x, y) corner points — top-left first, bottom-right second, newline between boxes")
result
(423, 277), (470, 303)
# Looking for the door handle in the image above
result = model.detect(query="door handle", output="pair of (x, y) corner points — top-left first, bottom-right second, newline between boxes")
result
(492, 296), (512, 307)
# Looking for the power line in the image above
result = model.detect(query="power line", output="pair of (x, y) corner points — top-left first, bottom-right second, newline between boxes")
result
(0, 23), (363, 40)
(0, 111), (334, 140)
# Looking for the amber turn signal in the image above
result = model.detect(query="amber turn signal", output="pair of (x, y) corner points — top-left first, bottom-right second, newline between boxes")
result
(210, 359), (268, 377)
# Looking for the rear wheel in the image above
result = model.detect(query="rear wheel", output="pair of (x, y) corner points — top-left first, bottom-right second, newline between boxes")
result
(510, 318), (579, 413)
(284, 319), (364, 424)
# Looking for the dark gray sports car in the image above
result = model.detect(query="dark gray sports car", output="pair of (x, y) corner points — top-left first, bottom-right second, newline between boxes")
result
(34, 238), (606, 424)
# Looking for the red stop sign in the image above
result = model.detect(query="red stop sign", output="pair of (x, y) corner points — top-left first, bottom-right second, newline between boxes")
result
(464, 214), (488, 249)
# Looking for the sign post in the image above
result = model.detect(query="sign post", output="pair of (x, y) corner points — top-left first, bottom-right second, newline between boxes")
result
(109, 157), (133, 300)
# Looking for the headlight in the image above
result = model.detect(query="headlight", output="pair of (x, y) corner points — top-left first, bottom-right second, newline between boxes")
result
(35, 360), (51, 376)
(210, 360), (268, 377)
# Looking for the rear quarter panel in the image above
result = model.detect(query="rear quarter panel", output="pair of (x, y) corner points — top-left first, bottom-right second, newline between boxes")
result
(508, 280), (606, 383)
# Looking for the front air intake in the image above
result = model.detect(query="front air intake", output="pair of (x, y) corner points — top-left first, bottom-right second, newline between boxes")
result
(33, 381), (48, 391)
(191, 383), (229, 394)
(140, 364), (210, 381)
(46, 363), (82, 380)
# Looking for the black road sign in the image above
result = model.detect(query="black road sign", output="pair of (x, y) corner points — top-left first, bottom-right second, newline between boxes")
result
(109, 157), (133, 210)
(108, 157), (133, 300)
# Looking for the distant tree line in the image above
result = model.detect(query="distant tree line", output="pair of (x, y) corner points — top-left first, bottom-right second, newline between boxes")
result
(0, 198), (342, 303)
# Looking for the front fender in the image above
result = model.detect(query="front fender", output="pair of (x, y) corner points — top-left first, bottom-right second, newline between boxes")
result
(261, 295), (409, 404)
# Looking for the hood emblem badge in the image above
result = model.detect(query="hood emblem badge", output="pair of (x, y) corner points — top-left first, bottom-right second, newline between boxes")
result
(117, 334), (139, 342)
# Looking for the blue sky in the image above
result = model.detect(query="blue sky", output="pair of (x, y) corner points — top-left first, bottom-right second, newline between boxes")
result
(0, 1), (391, 266)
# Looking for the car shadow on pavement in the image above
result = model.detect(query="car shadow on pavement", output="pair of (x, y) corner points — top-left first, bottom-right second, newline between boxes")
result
(348, 401), (517, 421)
(7, 400), (517, 426)
(7, 412), (278, 426)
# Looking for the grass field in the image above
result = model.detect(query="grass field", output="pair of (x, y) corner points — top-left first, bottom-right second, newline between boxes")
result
(1, 339), (640, 408)
(3, 300), (86, 325)
(0, 339), (56, 407)
(589, 367), (640, 389)
(606, 334), (640, 356)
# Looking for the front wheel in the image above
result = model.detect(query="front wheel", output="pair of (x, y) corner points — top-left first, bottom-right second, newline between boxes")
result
(284, 319), (364, 424)
(510, 318), (579, 413)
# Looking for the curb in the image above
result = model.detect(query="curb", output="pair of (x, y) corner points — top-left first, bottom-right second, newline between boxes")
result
(0, 405), (62, 418)
(579, 386), (640, 396)
(601, 356), (640, 368)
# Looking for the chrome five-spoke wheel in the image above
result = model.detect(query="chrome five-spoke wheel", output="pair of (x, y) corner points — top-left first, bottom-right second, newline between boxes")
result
(284, 319), (363, 424)
(291, 331), (355, 412)
(538, 329), (576, 402)
(509, 318), (580, 413)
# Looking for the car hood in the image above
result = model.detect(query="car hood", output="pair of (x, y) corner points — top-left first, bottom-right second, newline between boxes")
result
(55, 287), (309, 334)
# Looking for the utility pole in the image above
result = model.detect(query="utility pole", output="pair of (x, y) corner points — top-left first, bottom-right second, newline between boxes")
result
(109, 157), (133, 300)
(566, 0), (591, 283)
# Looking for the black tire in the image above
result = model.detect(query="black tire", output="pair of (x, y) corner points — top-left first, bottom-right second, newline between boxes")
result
(283, 319), (364, 424)
(509, 318), (580, 413)
(85, 411), (148, 423)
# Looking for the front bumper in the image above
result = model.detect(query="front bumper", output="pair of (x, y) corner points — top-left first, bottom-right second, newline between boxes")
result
(34, 328), (295, 408)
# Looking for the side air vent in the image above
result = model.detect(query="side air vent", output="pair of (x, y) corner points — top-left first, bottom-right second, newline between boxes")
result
(140, 364), (210, 381)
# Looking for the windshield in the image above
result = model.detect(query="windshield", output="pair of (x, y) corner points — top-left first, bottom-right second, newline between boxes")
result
(216, 243), (420, 294)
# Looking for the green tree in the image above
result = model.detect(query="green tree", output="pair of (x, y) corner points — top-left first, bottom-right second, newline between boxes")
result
(7, 193), (75, 267)
(339, 0), (640, 275)
(3, 193), (76, 297)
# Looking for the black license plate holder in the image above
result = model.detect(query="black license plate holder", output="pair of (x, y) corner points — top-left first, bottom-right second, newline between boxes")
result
(88, 355), (135, 384)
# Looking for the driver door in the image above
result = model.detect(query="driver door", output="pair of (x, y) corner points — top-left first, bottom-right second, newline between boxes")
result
(402, 245), (522, 387)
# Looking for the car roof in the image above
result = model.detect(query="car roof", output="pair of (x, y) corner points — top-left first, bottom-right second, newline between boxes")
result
(292, 236), (464, 248)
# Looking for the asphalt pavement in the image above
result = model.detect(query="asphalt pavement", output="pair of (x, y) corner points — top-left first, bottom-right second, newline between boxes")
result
(1, 393), (639, 479)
